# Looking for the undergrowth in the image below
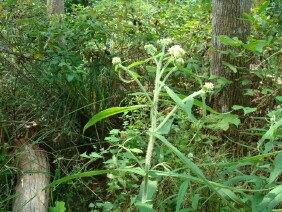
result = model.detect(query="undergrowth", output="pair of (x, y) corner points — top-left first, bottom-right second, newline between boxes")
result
(0, 0), (281, 211)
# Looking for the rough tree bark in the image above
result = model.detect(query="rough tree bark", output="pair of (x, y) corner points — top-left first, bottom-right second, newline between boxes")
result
(12, 138), (50, 212)
(211, 0), (251, 112)
(47, 0), (65, 15)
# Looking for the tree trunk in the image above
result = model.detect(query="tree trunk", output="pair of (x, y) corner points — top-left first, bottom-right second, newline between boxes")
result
(47, 0), (64, 15)
(211, 0), (251, 112)
(12, 138), (50, 212)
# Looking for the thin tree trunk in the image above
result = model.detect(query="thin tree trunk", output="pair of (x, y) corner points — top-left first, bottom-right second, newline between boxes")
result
(211, 0), (251, 112)
(47, 0), (65, 15)
(12, 138), (50, 212)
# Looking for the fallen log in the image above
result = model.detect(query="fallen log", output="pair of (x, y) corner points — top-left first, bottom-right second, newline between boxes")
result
(12, 138), (50, 212)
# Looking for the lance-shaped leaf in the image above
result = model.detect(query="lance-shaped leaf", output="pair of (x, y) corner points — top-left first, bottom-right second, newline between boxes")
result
(83, 105), (147, 133)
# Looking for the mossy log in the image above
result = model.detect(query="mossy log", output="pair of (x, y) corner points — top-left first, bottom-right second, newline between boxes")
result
(12, 138), (50, 212)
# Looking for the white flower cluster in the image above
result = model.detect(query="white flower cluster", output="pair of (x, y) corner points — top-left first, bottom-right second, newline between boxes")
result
(112, 57), (121, 65)
(144, 44), (157, 56)
(157, 38), (173, 47)
(168, 45), (186, 59)
(203, 82), (214, 91)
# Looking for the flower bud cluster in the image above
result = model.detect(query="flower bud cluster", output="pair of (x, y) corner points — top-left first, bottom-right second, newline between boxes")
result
(157, 38), (173, 47)
(112, 57), (121, 65)
(168, 45), (186, 59)
(202, 82), (214, 91)
(144, 44), (157, 56)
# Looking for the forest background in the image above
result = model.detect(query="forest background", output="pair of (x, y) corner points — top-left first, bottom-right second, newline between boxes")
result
(0, 0), (281, 211)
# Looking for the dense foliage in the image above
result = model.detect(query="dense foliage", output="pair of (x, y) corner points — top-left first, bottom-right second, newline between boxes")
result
(0, 0), (281, 211)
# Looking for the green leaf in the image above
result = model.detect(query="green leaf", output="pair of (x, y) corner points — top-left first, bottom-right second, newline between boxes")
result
(164, 85), (186, 110)
(243, 39), (267, 54)
(158, 118), (174, 134)
(148, 170), (243, 191)
(232, 105), (257, 115)
(66, 74), (75, 82)
(206, 114), (240, 131)
(258, 0), (270, 14)
(0, 193), (20, 204)
(154, 133), (205, 178)
(218, 36), (243, 47)
(176, 180), (189, 212)
(207, 151), (281, 168)
(118, 167), (146, 176)
(146, 66), (157, 72)
(245, 89), (255, 96)
(243, 12), (256, 22)
(192, 194), (200, 210)
(222, 61), (237, 73)
(89, 152), (104, 158)
(217, 188), (244, 205)
(50, 201), (66, 212)
(80, 152), (90, 158)
(153, 133), (238, 208)
(83, 105), (146, 133)
(258, 119), (282, 149)
(184, 97), (195, 120)
(178, 94), (218, 114)
(130, 148), (143, 154)
(164, 85), (194, 118)
(275, 96), (282, 103)
(44, 170), (111, 189)
(127, 56), (157, 69)
(129, 70), (141, 79)
(136, 180), (157, 212)
(193, 99), (219, 114)
(268, 153), (282, 184)
(127, 60), (147, 69)
(176, 65), (200, 82)
(257, 185), (282, 211)
(135, 201), (154, 212)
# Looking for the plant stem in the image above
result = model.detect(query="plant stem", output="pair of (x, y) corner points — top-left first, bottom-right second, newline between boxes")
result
(142, 54), (163, 203)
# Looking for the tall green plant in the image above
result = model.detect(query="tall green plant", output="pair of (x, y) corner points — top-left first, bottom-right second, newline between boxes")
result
(83, 39), (242, 210)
